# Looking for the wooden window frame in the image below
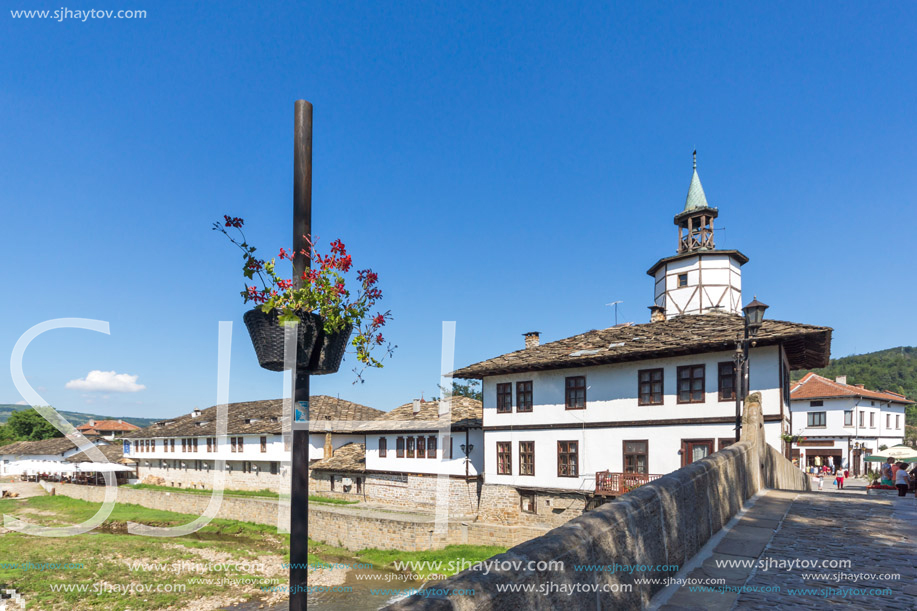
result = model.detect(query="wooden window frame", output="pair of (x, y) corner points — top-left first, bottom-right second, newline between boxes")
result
(557, 440), (578, 477)
(406, 436), (415, 459)
(519, 441), (535, 476)
(680, 438), (714, 467)
(638, 368), (664, 406)
(379, 437), (387, 458)
(396, 437), (405, 458)
(859, 411), (865, 427)
(886, 414), (890, 429)
(717, 361), (736, 402)
(520, 492), (536, 514)
(678, 273), (688, 287)
(170, 439), (175, 452)
(496, 441), (512, 475)
(717, 438), (735, 451)
(807, 411), (826, 428)
(896, 414), (901, 429)
(181, 438), (187, 452)
(809, 400), (824, 407)
(270, 461), (278, 475)
(417, 436), (426, 459)
(565, 376), (586, 410)
(427, 435), (437, 459)
(844, 411), (853, 427)
(677, 364), (705, 404)
(496, 383), (513, 413)
(260, 436), (267, 453)
(623, 439), (649, 474)
(516, 381), (533, 412)
(869, 412), (875, 428)
(193, 438), (198, 453)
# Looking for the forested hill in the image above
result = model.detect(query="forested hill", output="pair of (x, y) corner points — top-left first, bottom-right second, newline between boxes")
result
(0, 404), (155, 428)
(791, 347), (917, 425)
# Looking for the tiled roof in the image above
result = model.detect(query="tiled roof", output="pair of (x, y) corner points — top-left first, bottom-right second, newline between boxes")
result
(452, 314), (832, 379)
(122, 396), (384, 439)
(309, 442), (365, 472)
(65, 443), (130, 464)
(76, 420), (141, 432)
(0, 436), (91, 457)
(791, 373), (914, 404)
(356, 396), (482, 432)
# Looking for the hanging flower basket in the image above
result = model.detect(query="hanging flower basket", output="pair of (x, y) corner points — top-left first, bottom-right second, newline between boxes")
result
(309, 322), (354, 375)
(243, 308), (321, 372)
(216, 215), (394, 381)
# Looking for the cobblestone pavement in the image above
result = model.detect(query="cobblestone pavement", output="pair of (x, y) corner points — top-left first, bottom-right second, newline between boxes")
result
(657, 487), (917, 611)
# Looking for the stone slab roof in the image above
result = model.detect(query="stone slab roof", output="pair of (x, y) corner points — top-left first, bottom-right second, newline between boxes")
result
(452, 314), (832, 379)
(0, 436), (85, 457)
(356, 396), (483, 432)
(791, 372), (914, 404)
(65, 443), (130, 464)
(123, 396), (384, 439)
(309, 442), (365, 472)
(646, 249), (749, 276)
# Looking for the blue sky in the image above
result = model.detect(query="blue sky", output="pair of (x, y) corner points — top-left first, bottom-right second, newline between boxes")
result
(1, 2), (915, 419)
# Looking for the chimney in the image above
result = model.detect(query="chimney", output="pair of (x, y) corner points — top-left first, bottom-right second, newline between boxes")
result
(854, 384), (865, 389)
(191, 409), (201, 418)
(523, 332), (540, 349)
(324, 432), (333, 459)
(835, 375), (847, 385)
(649, 305), (665, 323)
(412, 399), (421, 415)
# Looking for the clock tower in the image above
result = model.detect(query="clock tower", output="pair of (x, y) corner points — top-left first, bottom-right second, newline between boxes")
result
(647, 153), (748, 318)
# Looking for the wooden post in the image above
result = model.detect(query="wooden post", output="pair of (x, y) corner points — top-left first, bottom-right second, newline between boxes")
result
(290, 100), (312, 611)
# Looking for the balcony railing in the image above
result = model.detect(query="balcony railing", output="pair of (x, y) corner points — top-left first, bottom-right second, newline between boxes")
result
(595, 471), (663, 496)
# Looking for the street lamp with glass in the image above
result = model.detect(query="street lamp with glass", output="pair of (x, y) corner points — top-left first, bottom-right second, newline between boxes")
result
(734, 297), (769, 441)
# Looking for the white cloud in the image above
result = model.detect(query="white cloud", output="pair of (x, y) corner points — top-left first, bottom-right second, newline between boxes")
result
(15, 401), (28, 406)
(65, 370), (146, 393)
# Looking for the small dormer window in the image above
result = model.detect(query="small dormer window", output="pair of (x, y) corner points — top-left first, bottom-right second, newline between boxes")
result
(678, 274), (688, 287)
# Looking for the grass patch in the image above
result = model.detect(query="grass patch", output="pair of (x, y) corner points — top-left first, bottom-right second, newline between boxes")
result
(307, 538), (506, 578)
(126, 483), (278, 499)
(0, 495), (290, 610)
(307, 494), (359, 505)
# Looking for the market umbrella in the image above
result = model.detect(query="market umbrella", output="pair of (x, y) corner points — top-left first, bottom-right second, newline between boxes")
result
(864, 444), (917, 463)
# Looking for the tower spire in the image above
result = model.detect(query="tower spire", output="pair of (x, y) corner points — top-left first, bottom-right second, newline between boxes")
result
(693, 149), (696, 170)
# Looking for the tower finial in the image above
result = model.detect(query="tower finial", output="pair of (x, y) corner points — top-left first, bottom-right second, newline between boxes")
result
(693, 150), (697, 170)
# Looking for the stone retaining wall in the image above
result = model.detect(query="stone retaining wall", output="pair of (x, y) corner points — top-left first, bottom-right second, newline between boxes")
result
(52, 483), (280, 526)
(386, 392), (811, 610)
(308, 503), (550, 552)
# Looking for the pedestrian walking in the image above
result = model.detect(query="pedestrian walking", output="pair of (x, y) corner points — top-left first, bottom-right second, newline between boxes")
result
(817, 472), (824, 490)
(895, 463), (909, 497)
(835, 469), (844, 490)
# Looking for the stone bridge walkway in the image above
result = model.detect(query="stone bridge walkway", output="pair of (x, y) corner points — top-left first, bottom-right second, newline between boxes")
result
(654, 481), (916, 611)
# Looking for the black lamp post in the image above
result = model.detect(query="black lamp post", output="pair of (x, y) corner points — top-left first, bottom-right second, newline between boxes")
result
(734, 298), (769, 442)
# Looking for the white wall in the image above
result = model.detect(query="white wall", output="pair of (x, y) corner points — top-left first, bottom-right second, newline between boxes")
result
(482, 346), (784, 427)
(791, 396), (906, 444)
(365, 430), (484, 476)
(654, 254), (743, 317)
(307, 433), (364, 461)
(485, 421), (782, 491)
(479, 345), (787, 491)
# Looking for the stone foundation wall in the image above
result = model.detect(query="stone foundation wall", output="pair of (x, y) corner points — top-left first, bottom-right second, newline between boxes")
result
(386, 392), (812, 610)
(477, 484), (588, 528)
(309, 470), (482, 516)
(136, 465), (282, 492)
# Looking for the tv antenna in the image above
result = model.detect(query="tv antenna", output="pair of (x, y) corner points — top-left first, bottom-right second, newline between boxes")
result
(606, 300), (623, 326)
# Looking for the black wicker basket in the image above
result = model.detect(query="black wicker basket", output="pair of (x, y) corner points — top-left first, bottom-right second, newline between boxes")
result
(309, 322), (353, 375)
(243, 308), (321, 372)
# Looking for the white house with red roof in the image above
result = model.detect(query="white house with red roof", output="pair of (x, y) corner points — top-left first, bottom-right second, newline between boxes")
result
(790, 373), (912, 475)
(76, 419), (142, 440)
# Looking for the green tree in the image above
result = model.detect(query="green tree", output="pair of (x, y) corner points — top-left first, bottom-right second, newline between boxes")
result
(0, 423), (17, 445)
(7, 408), (63, 441)
(433, 380), (483, 402)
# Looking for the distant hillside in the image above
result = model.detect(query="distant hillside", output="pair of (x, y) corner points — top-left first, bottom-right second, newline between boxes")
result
(791, 346), (917, 427)
(0, 404), (155, 428)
